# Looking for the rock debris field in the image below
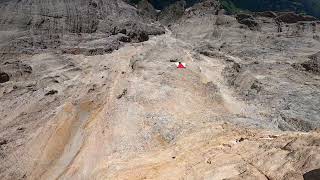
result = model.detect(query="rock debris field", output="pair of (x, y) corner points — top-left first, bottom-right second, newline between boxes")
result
(0, 0), (320, 179)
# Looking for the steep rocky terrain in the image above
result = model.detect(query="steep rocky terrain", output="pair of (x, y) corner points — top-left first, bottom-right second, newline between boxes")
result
(132, 0), (320, 18)
(0, 0), (164, 57)
(0, 0), (320, 179)
(221, 0), (320, 18)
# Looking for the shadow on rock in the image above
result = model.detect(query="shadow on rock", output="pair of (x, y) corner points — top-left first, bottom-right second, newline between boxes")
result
(303, 169), (320, 180)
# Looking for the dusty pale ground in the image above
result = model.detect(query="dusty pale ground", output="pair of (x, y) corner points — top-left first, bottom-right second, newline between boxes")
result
(1, 9), (320, 180)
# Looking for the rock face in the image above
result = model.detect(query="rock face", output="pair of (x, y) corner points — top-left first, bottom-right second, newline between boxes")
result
(137, 0), (158, 20)
(0, 0), (165, 56)
(158, 0), (186, 25)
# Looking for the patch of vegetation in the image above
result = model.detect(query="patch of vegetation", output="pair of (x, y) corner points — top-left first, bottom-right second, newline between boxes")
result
(220, 0), (241, 14)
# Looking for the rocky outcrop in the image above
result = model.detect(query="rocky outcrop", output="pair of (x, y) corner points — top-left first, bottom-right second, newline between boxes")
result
(308, 51), (320, 61)
(112, 20), (164, 42)
(292, 52), (320, 75)
(137, 0), (158, 20)
(185, 0), (220, 17)
(236, 13), (261, 31)
(255, 11), (277, 18)
(0, 61), (32, 81)
(301, 59), (320, 75)
(158, 0), (186, 25)
(253, 11), (317, 24)
(302, 52), (320, 74)
(275, 12), (317, 23)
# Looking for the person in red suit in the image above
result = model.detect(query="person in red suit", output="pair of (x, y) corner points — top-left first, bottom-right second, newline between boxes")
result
(177, 62), (186, 68)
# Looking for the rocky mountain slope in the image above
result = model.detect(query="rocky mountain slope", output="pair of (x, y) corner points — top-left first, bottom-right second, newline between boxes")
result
(0, 0), (164, 57)
(132, 0), (320, 18)
(222, 0), (320, 18)
(0, 0), (320, 179)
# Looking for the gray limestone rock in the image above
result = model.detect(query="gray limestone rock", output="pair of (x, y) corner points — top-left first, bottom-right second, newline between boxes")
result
(0, 0), (165, 56)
